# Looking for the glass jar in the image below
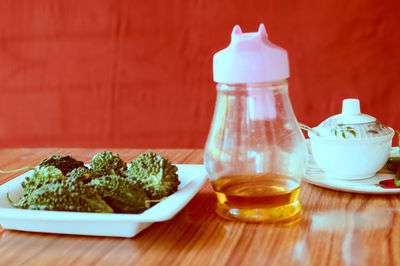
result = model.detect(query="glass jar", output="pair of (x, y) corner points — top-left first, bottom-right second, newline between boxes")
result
(205, 24), (307, 223)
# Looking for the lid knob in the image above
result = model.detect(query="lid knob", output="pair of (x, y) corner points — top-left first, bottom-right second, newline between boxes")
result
(339, 98), (376, 124)
(341, 99), (361, 115)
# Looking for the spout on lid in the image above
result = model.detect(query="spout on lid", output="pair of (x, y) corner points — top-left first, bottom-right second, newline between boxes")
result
(231, 25), (243, 37)
(258, 24), (268, 38)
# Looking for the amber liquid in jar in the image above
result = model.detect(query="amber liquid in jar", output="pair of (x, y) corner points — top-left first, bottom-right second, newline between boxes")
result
(212, 173), (302, 224)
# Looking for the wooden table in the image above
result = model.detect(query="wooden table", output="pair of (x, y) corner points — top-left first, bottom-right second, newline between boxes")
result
(0, 148), (399, 265)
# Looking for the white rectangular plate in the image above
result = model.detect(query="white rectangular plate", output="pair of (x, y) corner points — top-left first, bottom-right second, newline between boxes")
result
(0, 164), (207, 237)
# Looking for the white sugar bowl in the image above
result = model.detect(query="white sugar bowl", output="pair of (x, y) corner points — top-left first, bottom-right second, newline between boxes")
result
(307, 99), (394, 180)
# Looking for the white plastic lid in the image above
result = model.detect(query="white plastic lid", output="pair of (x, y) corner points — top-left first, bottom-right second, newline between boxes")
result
(213, 24), (289, 84)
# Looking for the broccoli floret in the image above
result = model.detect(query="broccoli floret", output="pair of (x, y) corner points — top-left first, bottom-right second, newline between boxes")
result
(126, 152), (180, 200)
(91, 151), (127, 177)
(21, 166), (67, 194)
(38, 155), (86, 175)
(88, 174), (149, 213)
(9, 173), (113, 213)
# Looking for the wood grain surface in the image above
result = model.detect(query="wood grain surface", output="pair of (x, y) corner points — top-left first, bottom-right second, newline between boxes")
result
(0, 148), (399, 265)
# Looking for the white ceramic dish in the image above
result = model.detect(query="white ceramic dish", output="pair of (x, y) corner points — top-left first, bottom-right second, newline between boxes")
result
(309, 129), (394, 179)
(0, 164), (207, 237)
(304, 146), (400, 194)
(305, 99), (395, 180)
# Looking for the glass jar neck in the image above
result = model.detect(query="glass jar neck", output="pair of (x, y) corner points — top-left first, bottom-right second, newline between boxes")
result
(216, 79), (288, 92)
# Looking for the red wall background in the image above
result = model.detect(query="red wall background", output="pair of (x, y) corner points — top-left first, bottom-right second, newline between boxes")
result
(0, 0), (399, 148)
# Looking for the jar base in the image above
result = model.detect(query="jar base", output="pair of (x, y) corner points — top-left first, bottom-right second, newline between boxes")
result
(215, 200), (302, 225)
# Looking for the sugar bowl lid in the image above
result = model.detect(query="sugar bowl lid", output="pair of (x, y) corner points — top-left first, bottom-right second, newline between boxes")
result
(314, 99), (392, 139)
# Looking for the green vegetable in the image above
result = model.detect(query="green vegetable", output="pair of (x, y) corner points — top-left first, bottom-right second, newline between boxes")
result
(38, 155), (86, 175)
(0, 155), (85, 175)
(67, 167), (96, 184)
(91, 151), (127, 177)
(88, 174), (150, 214)
(5, 151), (180, 213)
(21, 166), (66, 194)
(397, 130), (400, 149)
(126, 152), (180, 200)
(387, 130), (400, 187)
(388, 161), (400, 187)
(9, 170), (113, 213)
(394, 178), (400, 188)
